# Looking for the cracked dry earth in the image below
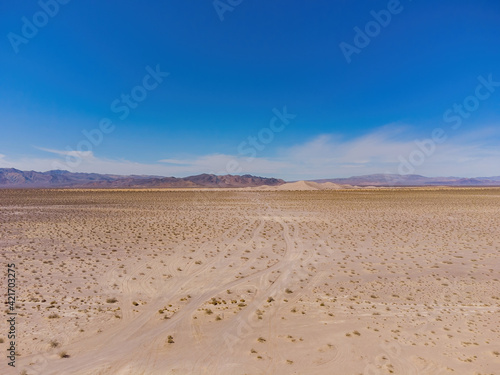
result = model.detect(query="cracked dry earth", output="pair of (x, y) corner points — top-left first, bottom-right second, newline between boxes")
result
(1, 188), (499, 375)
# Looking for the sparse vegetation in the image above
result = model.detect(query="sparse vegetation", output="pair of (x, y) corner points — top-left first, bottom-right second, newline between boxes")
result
(50, 340), (60, 348)
(2, 188), (498, 374)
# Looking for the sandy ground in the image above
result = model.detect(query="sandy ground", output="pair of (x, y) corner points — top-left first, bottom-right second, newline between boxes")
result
(1, 188), (499, 375)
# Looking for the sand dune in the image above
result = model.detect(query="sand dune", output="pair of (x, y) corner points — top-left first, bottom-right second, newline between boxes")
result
(253, 180), (351, 191)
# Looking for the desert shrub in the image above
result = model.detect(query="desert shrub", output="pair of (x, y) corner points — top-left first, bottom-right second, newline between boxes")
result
(50, 340), (59, 348)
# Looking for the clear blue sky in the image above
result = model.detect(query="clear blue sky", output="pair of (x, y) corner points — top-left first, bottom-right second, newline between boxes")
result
(1, 0), (499, 179)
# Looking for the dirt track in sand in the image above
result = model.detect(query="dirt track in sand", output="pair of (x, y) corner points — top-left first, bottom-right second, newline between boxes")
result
(1, 189), (499, 374)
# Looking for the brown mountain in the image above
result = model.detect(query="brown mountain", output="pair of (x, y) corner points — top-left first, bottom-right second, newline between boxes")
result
(312, 174), (500, 186)
(0, 169), (285, 188)
(2, 169), (499, 188)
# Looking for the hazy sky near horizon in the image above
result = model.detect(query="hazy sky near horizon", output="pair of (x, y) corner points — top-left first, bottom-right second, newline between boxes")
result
(1, 0), (499, 179)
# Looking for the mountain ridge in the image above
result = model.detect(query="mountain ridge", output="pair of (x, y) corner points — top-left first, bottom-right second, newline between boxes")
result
(311, 174), (500, 186)
(1, 169), (499, 188)
(0, 169), (284, 188)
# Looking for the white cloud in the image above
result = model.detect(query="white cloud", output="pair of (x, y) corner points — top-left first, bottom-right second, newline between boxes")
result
(158, 154), (291, 176)
(280, 126), (500, 178)
(1, 125), (499, 179)
(0, 151), (291, 178)
(36, 147), (94, 159)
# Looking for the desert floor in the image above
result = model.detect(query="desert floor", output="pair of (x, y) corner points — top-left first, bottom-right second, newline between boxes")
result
(1, 189), (499, 375)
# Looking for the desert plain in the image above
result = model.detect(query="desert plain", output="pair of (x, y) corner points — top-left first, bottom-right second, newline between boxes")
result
(1, 188), (499, 375)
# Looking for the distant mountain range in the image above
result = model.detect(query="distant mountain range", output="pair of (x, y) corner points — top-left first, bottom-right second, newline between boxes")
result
(0, 168), (284, 188)
(312, 174), (500, 186)
(0, 169), (499, 188)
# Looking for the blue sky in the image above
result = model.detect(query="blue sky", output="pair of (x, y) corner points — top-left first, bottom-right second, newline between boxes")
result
(1, 0), (499, 179)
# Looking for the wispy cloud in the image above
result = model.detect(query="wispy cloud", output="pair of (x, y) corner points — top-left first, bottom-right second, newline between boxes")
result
(35, 147), (94, 159)
(1, 125), (499, 179)
(286, 126), (500, 178)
